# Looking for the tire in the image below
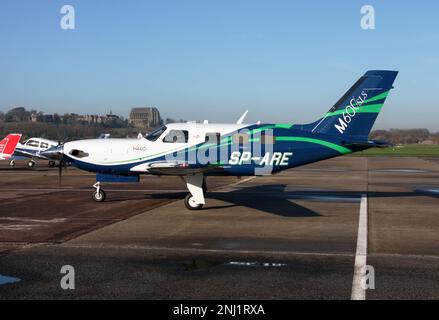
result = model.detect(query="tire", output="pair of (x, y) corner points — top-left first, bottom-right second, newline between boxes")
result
(9, 160), (15, 167)
(48, 161), (56, 167)
(92, 189), (106, 202)
(28, 161), (35, 168)
(184, 194), (203, 210)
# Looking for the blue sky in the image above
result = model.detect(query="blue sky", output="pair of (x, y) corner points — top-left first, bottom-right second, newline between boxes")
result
(0, 0), (438, 131)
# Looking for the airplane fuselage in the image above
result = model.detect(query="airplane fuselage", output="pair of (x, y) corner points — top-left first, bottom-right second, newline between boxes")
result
(61, 122), (361, 177)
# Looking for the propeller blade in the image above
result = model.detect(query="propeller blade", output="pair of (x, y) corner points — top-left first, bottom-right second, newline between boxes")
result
(58, 160), (63, 186)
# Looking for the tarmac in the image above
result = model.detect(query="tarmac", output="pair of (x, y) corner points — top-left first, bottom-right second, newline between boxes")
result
(0, 156), (438, 299)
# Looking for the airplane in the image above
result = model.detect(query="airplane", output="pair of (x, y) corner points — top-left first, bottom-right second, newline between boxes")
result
(10, 137), (59, 168)
(41, 70), (398, 210)
(0, 134), (22, 161)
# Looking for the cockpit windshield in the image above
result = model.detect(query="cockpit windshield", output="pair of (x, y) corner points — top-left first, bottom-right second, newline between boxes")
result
(145, 126), (167, 142)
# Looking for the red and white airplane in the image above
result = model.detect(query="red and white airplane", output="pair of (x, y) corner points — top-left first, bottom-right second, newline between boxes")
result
(0, 134), (22, 161)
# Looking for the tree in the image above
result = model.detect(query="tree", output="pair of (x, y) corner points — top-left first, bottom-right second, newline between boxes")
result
(53, 113), (61, 124)
(5, 107), (30, 122)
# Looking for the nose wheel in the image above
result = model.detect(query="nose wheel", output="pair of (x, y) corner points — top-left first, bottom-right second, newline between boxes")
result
(92, 182), (106, 202)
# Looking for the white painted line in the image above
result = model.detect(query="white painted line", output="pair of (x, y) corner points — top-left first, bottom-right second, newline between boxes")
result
(351, 194), (368, 300)
(1, 217), (67, 223)
(232, 176), (256, 186)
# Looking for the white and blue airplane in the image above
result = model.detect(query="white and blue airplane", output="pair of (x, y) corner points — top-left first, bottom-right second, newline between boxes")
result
(42, 70), (398, 210)
(10, 137), (59, 168)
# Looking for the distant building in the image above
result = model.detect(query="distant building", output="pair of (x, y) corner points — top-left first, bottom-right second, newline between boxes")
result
(77, 114), (103, 124)
(105, 110), (119, 121)
(128, 107), (161, 128)
(31, 113), (38, 123)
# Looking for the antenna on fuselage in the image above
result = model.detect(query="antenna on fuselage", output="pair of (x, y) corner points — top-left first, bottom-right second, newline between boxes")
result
(236, 110), (249, 124)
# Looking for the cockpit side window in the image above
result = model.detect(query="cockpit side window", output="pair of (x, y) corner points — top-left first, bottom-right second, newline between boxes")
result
(145, 126), (167, 142)
(163, 130), (189, 143)
(26, 140), (40, 147)
(40, 142), (49, 149)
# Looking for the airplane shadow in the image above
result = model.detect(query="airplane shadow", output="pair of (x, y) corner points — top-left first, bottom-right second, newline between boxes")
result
(142, 184), (439, 217)
(147, 184), (321, 217)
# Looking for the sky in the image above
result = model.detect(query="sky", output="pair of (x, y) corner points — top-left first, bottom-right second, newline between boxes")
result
(0, 0), (438, 131)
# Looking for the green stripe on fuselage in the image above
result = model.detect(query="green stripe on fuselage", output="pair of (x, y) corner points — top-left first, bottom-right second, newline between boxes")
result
(363, 90), (389, 104)
(325, 103), (383, 117)
(275, 137), (351, 154)
(323, 90), (390, 117)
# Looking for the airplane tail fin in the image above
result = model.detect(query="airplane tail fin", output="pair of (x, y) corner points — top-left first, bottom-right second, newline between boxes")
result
(300, 70), (398, 141)
(0, 134), (22, 158)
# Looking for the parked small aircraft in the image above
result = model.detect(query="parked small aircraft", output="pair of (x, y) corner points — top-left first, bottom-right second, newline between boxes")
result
(42, 70), (398, 210)
(11, 137), (59, 168)
(0, 134), (22, 161)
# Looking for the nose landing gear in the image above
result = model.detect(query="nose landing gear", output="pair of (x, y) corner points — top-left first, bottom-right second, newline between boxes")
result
(92, 182), (106, 202)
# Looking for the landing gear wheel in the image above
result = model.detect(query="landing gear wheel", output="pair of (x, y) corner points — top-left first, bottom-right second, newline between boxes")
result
(48, 161), (56, 167)
(184, 194), (203, 210)
(28, 160), (36, 168)
(9, 160), (15, 167)
(92, 189), (106, 202)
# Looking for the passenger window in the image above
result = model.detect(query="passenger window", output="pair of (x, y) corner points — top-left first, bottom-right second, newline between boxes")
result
(261, 133), (275, 144)
(26, 140), (40, 147)
(40, 142), (49, 149)
(205, 133), (221, 144)
(232, 133), (249, 145)
(163, 130), (189, 143)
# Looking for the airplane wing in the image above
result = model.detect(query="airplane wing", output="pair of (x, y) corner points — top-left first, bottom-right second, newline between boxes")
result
(13, 148), (47, 159)
(130, 161), (224, 175)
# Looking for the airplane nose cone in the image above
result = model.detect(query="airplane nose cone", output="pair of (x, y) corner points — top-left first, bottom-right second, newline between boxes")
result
(40, 145), (64, 160)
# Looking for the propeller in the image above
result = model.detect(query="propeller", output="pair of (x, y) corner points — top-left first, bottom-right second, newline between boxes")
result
(58, 158), (65, 186)
(56, 137), (69, 185)
(39, 145), (65, 185)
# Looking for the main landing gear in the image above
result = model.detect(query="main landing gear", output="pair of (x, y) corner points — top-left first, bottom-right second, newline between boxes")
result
(183, 174), (207, 210)
(28, 160), (36, 168)
(9, 160), (15, 167)
(92, 181), (106, 202)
